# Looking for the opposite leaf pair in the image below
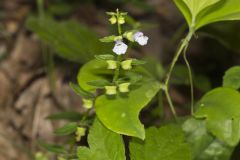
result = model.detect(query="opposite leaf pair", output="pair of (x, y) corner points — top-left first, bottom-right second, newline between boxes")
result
(77, 119), (191, 160)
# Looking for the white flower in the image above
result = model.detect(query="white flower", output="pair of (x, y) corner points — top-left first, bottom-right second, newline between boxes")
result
(133, 32), (149, 46)
(112, 40), (128, 55)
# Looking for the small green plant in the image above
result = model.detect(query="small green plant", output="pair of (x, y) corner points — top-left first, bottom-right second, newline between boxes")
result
(32, 1), (240, 159)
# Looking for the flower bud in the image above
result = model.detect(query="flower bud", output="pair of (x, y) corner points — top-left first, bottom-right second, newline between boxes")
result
(109, 16), (117, 24)
(82, 98), (93, 109)
(75, 127), (86, 142)
(106, 60), (117, 69)
(121, 59), (132, 70)
(119, 82), (130, 93)
(123, 31), (134, 42)
(105, 86), (117, 95)
(118, 16), (125, 24)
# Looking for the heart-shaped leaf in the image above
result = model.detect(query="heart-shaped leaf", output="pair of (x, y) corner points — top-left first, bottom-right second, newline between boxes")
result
(77, 60), (113, 92)
(77, 59), (160, 139)
(195, 87), (240, 146)
(95, 80), (160, 139)
(77, 118), (126, 160)
(183, 118), (233, 160)
(129, 124), (192, 160)
(223, 66), (240, 90)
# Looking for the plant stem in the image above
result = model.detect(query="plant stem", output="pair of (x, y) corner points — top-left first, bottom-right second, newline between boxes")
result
(163, 29), (194, 119)
(113, 55), (121, 83)
(183, 44), (194, 115)
(112, 9), (123, 84)
(116, 8), (122, 35)
(37, 0), (44, 19)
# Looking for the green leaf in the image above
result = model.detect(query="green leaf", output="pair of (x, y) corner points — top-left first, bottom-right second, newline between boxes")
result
(131, 59), (146, 66)
(47, 111), (82, 121)
(26, 17), (111, 63)
(174, 0), (240, 30)
(77, 59), (160, 139)
(129, 124), (192, 160)
(69, 82), (95, 99)
(174, 0), (192, 26)
(183, 118), (233, 160)
(99, 35), (122, 42)
(77, 118), (126, 160)
(195, 87), (240, 146)
(54, 122), (78, 136)
(182, 0), (220, 20)
(95, 80), (160, 139)
(223, 66), (240, 90)
(95, 54), (115, 61)
(87, 80), (111, 88)
(77, 60), (113, 92)
(38, 141), (65, 154)
(196, 0), (240, 29)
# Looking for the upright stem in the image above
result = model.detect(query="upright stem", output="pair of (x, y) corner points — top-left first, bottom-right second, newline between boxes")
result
(163, 29), (194, 119)
(113, 55), (121, 83)
(116, 9), (122, 35)
(112, 9), (123, 84)
(37, 0), (44, 18)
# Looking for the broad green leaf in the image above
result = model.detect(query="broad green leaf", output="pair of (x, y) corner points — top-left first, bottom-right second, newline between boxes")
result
(77, 118), (126, 160)
(223, 66), (240, 90)
(99, 35), (122, 42)
(38, 141), (65, 154)
(196, 0), (240, 29)
(131, 59), (146, 66)
(77, 59), (160, 139)
(129, 124), (192, 160)
(174, 0), (192, 26)
(47, 111), (82, 121)
(195, 87), (240, 146)
(183, 118), (233, 160)
(26, 17), (111, 63)
(174, 0), (240, 30)
(69, 82), (95, 99)
(95, 80), (160, 139)
(182, 0), (220, 19)
(77, 60), (113, 92)
(54, 122), (78, 136)
(95, 54), (115, 61)
(87, 80), (111, 88)
(174, 0), (220, 27)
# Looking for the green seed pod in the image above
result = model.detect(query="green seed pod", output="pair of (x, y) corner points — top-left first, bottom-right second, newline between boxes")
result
(82, 98), (93, 109)
(121, 59), (133, 70)
(105, 86), (117, 95)
(119, 82), (130, 93)
(109, 16), (117, 24)
(106, 60), (117, 69)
